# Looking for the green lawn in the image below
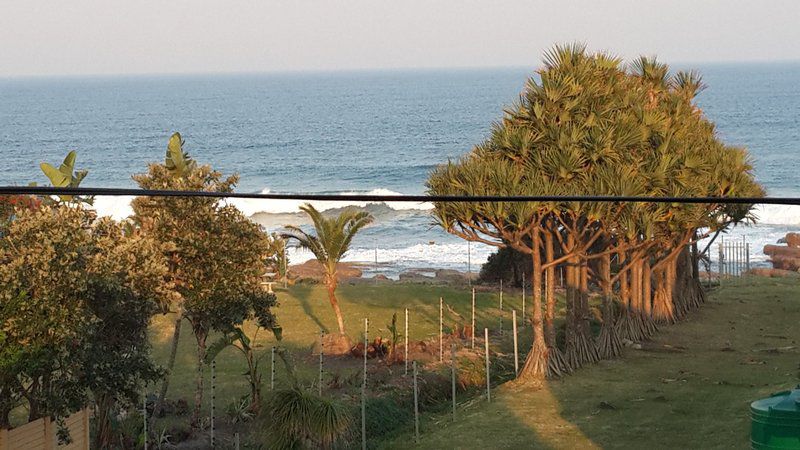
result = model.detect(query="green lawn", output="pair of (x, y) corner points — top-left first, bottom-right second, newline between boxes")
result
(378, 277), (800, 449)
(148, 281), (530, 439)
(149, 277), (799, 448)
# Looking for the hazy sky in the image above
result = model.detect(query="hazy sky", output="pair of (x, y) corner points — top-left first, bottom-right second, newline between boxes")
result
(1, 0), (798, 77)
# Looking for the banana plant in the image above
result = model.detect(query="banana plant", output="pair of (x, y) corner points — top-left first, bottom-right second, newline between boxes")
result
(39, 151), (90, 203)
(205, 320), (282, 413)
(164, 132), (194, 178)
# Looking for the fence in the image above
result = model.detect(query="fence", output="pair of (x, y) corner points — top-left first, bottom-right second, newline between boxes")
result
(717, 237), (750, 278)
(0, 408), (90, 450)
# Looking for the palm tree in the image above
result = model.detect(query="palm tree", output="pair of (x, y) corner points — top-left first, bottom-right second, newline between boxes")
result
(284, 204), (373, 337)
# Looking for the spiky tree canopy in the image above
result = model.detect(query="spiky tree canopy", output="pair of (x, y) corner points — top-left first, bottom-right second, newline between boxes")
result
(283, 204), (373, 278)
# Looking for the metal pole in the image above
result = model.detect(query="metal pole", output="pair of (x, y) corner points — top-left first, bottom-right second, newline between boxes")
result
(143, 393), (148, 450)
(374, 244), (378, 286)
(451, 344), (457, 422)
(319, 331), (324, 396)
(718, 242), (724, 285)
(283, 243), (288, 289)
(413, 361), (420, 443)
(471, 288), (476, 349)
(746, 242), (750, 273)
(362, 318), (368, 450)
(271, 346), (276, 390)
(211, 359), (216, 448)
(235, 433), (240, 450)
(499, 279), (503, 311)
(512, 309), (519, 377)
(484, 328), (491, 403)
(468, 241), (472, 286)
(404, 308), (409, 376)
(439, 297), (443, 362)
(522, 272), (526, 320)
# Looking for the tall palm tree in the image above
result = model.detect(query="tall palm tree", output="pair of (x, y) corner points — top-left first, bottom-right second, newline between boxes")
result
(284, 204), (373, 336)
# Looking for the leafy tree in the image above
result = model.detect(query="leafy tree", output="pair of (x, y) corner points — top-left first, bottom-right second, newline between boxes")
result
(0, 205), (169, 447)
(428, 44), (762, 380)
(283, 204), (373, 339)
(133, 132), (278, 424)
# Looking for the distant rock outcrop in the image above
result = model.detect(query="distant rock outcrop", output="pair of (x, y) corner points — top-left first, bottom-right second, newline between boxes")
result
(289, 260), (363, 281)
(762, 234), (800, 275)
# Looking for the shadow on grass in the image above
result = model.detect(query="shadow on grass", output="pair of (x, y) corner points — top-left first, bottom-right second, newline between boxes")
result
(290, 284), (330, 333)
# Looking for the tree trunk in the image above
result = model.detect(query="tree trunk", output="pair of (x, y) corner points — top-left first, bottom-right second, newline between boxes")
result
(564, 234), (597, 368)
(520, 227), (547, 380)
(154, 306), (183, 417)
(191, 325), (208, 426)
(597, 252), (621, 359)
(543, 228), (570, 377)
(325, 274), (346, 335)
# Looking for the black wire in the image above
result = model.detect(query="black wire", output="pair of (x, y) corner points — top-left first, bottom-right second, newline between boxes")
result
(0, 185), (798, 205)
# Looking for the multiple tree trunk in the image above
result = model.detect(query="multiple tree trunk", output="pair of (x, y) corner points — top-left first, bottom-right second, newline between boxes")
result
(516, 221), (706, 381)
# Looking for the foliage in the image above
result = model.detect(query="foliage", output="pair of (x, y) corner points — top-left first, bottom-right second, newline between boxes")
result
(428, 43), (764, 378)
(386, 312), (402, 362)
(39, 151), (91, 203)
(478, 246), (530, 286)
(261, 386), (351, 449)
(283, 204), (373, 336)
(0, 205), (169, 441)
(205, 292), (281, 413)
(133, 132), (278, 423)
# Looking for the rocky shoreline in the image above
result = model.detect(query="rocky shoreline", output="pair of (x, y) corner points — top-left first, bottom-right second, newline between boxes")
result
(288, 260), (478, 285)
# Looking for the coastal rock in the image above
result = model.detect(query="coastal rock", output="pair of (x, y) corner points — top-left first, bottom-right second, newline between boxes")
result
(289, 260), (362, 281)
(763, 244), (800, 259)
(398, 271), (435, 283)
(434, 269), (468, 283)
(786, 233), (800, 248)
(745, 268), (800, 278)
(769, 256), (800, 271)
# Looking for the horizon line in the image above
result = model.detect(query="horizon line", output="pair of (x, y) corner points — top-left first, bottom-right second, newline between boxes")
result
(3, 58), (800, 81)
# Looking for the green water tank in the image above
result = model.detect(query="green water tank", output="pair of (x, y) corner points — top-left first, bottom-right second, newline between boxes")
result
(751, 386), (800, 449)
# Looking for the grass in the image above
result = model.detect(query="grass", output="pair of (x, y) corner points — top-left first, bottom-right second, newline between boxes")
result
(149, 277), (800, 448)
(148, 281), (531, 440)
(378, 276), (800, 449)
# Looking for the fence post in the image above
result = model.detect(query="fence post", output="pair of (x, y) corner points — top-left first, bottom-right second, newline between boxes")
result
(439, 297), (444, 362)
(484, 328), (491, 403)
(413, 361), (420, 443)
(319, 331), (324, 396)
(362, 318), (368, 450)
(499, 279), (503, 311)
(746, 242), (750, 273)
(467, 241), (472, 286)
(82, 407), (90, 450)
(512, 309), (519, 377)
(44, 416), (55, 450)
(404, 308), (409, 376)
(451, 344), (457, 422)
(211, 359), (216, 448)
(143, 393), (148, 450)
(718, 242), (724, 284)
(471, 288), (476, 349)
(271, 346), (276, 390)
(522, 272), (526, 320)
(235, 433), (240, 450)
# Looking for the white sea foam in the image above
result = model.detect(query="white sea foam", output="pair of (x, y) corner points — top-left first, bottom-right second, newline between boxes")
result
(752, 204), (800, 225)
(89, 188), (433, 220)
(288, 241), (493, 279)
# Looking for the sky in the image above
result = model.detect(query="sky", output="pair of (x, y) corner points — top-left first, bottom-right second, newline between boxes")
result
(1, 0), (799, 77)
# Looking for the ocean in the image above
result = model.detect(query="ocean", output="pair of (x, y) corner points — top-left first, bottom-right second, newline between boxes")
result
(1, 64), (799, 276)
